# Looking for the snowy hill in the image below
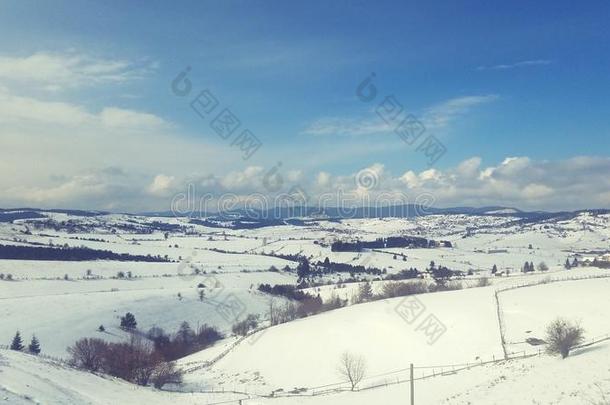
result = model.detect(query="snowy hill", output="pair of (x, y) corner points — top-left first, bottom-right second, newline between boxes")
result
(3, 277), (610, 404)
(1, 208), (610, 403)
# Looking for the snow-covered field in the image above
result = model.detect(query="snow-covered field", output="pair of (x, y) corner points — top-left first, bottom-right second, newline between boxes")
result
(1, 209), (610, 403)
(3, 277), (610, 404)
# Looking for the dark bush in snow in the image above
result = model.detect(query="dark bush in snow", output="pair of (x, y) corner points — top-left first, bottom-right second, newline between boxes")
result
(545, 318), (585, 358)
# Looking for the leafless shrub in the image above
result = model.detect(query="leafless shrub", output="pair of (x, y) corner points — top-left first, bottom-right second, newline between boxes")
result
(337, 351), (366, 391)
(545, 318), (585, 358)
(151, 361), (183, 389)
(381, 281), (428, 298)
(232, 314), (259, 336)
(67, 338), (108, 372)
(355, 281), (373, 303)
(477, 277), (491, 287)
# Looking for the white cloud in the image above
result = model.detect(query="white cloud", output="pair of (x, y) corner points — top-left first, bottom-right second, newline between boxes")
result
(100, 107), (167, 130)
(302, 117), (391, 136)
(0, 88), (232, 211)
(522, 183), (554, 199)
(4, 153), (610, 212)
(304, 94), (497, 137)
(316, 172), (331, 187)
(456, 157), (482, 177)
(422, 95), (498, 130)
(0, 51), (154, 90)
(220, 166), (265, 190)
(0, 87), (168, 130)
(0, 87), (92, 126)
(148, 174), (177, 196)
(477, 59), (552, 71)
(6, 174), (109, 203)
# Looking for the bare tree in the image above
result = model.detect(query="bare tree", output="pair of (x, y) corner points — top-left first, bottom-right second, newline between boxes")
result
(67, 338), (108, 371)
(477, 276), (491, 287)
(545, 318), (585, 358)
(337, 351), (367, 391)
(356, 281), (374, 303)
(151, 361), (183, 389)
(268, 298), (280, 326)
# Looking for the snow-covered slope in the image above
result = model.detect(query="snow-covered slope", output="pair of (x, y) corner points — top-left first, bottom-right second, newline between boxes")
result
(0, 349), (241, 405)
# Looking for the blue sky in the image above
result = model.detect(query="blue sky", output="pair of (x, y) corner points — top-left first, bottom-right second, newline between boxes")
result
(1, 1), (609, 211)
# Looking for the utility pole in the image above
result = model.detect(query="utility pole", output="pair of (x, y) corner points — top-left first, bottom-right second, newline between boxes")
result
(410, 363), (414, 405)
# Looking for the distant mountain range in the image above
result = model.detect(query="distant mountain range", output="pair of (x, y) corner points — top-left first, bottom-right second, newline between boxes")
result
(3, 205), (609, 224)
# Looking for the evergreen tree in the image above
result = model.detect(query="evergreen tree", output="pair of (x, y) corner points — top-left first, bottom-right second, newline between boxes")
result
(492, 264), (498, 274)
(529, 261), (535, 272)
(10, 331), (24, 351)
(564, 258), (571, 269)
(120, 312), (137, 330)
(28, 335), (41, 354)
(98, 325), (105, 332)
(572, 257), (579, 267)
(357, 281), (374, 302)
(297, 259), (311, 279)
(176, 321), (195, 345)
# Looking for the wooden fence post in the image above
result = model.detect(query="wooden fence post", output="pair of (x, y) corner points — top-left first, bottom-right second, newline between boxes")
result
(410, 363), (415, 405)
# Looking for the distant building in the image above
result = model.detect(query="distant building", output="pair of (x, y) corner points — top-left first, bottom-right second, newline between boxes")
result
(488, 249), (508, 254)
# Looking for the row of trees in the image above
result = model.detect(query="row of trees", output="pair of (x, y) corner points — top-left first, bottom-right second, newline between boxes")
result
(522, 261), (549, 273)
(9, 331), (40, 354)
(0, 244), (170, 262)
(68, 336), (182, 388)
(266, 294), (344, 327)
(232, 314), (260, 336)
(115, 313), (222, 361)
(353, 279), (462, 304)
(331, 236), (430, 252)
(147, 322), (223, 361)
(68, 318), (223, 389)
(296, 258), (385, 280)
(257, 283), (310, 301)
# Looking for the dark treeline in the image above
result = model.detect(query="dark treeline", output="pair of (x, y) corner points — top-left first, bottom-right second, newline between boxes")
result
(25, 218), (186, 234)
(0, 244), (171, 262)
(190, 218), (288, 230)
(331, 236), (434, 252)
(385, 268), (420, 280)
(314, 258), (385, 276)
(297, 259), (462, 286)
(258, 283), (310, 301)
(260, 251), (305, 263)
(190, 215), (310, 230)
(0, 211), (46, 222)
(146, 322), (223, 361)
(145, 221), (186, 232)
